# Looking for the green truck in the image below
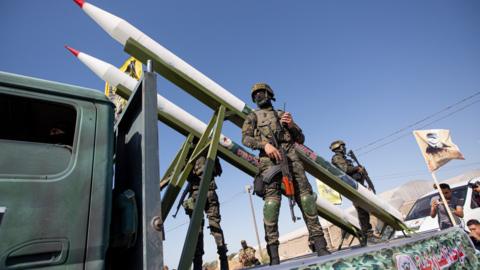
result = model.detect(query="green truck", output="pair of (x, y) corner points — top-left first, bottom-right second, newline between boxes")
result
(1, 70), (479, 270)
(0, 70), (163, 270)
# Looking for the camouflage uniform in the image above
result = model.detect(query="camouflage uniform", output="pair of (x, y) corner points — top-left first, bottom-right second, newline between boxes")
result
(184, 156), (228, 270)
(331, 151), (373, 236)
(242, 86), (329, 263)
(238, 246), (260, 267)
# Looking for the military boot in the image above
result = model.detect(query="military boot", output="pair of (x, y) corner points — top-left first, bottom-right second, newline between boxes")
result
(313, 237), (330, 256)
(359, 235), (367, 247)
(217, 246), (229, 270)
(267, 244), (280, 265)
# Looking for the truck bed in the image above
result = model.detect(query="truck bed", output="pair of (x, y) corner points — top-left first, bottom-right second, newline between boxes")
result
(252, 227), (479, 269)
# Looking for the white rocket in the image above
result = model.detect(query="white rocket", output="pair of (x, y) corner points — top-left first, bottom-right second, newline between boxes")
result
(73, 0), (249, 121)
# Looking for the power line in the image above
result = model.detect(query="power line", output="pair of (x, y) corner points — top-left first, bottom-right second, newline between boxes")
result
(370, 161), (480, 181)
(354, 91), (480, 154)
(372, 161), (480, 178)
(165, 220), (189, 233)
(219, 190), (245, 205)
(356, 98), (480, 156)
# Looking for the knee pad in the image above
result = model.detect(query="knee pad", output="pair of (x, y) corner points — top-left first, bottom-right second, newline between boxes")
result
(301, 193), (318, 218)
(263, 199), (280, 225)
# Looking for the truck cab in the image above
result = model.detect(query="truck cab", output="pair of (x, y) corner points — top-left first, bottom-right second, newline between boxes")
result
(0, 71), (163, 269)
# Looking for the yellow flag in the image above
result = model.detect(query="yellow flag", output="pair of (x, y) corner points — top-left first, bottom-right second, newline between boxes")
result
(104, 57), (143, 121)
(413, 129), (464, 172)
(316, 179), (342, 205)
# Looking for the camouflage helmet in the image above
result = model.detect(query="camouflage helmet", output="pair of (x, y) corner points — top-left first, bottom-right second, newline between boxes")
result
(251, 83), (275, 102)
(330, 140), (345, 151)
(241, 240), (246, 244)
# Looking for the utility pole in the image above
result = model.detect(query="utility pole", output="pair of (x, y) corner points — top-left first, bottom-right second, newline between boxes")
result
(245, 185), (264, 260)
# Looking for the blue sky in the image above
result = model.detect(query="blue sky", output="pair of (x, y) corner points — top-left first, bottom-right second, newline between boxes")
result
(1, 0), (480, 267)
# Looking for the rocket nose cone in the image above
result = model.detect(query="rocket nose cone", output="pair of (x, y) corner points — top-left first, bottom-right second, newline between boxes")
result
(73, 0), (85, 8)
(65, 46), (80, 57)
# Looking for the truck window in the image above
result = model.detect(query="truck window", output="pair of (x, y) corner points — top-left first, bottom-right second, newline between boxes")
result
(0, 93), (77, 176)
(405, 186), (468, 221)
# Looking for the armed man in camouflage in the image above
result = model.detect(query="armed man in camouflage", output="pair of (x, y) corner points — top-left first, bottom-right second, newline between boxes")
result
(242, 83), (330, 265)
(330, 140), (376, 246)
(183, 155), (229, 270)
(238, 240), (260, 267)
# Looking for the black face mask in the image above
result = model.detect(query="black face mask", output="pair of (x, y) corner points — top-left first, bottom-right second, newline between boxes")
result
(335, 145), (346, 155)
(254, 91), (272, 108)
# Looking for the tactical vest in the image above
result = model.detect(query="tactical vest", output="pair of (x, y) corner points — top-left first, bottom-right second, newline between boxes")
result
(188, 157), (222, 190)
(344, 155), (355, 168)
(252, 109), (292, 148)
(334, 153), (364, 183)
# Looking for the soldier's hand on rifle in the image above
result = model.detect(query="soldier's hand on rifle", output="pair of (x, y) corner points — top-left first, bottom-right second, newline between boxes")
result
(280, 112), (294, 128)
(265, 143), (282, 161)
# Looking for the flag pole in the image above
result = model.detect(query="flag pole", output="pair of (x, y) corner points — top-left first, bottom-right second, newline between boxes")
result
(431, 171), (457, 226)
(413, 129), (464, 228)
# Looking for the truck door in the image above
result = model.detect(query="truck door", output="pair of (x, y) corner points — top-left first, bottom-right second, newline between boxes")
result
(110, 71), (163, 270)
(0, 88), (96, 269)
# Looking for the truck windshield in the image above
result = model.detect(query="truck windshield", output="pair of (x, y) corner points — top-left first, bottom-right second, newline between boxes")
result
(405, 185), (468, 221)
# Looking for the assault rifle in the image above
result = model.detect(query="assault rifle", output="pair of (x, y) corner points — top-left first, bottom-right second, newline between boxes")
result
(172, 182), (191, 218)
(347, 150), (376, 194)
(270, 110), (298, 222)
